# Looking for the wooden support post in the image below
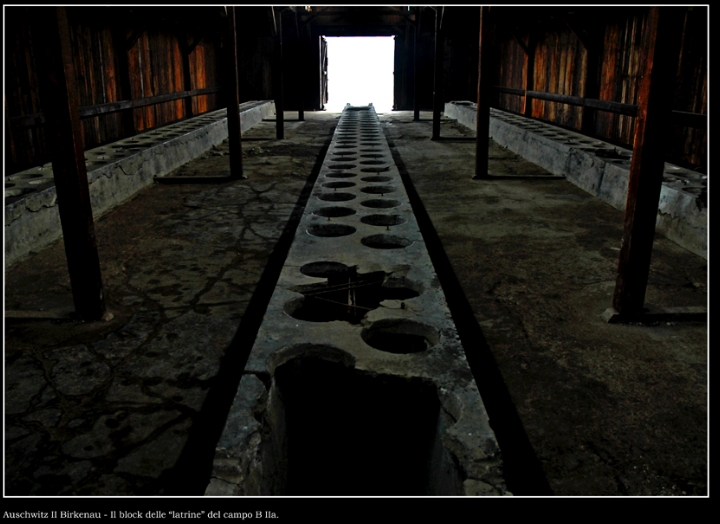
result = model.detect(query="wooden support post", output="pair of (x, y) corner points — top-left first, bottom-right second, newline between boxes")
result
(112, 25), (136, 136)
(296, 10), (304, 121)
(413, 7), (421, 121)
(611, 7), (684, 317)
(275, 9), (285, 139)
(225, 6), (244, 179)
(474, 6), (494, 179)
(431, 7), (443, 140)
(35, 7), (107, 321)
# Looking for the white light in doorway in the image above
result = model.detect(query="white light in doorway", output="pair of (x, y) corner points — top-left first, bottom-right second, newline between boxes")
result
(324, 37), (395, 113)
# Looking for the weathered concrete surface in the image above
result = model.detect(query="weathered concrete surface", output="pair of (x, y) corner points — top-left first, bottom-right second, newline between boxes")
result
(384, 111), (707, 496)
(4, 113), (335, 495)
(4, 101), (274, 269)
(4, 108), (707, 497)
(445, 101), (707, 259)
(205, 106), (507, 496)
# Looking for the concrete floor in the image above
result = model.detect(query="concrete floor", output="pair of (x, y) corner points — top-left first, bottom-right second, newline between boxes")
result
(4, 111), (707, 496)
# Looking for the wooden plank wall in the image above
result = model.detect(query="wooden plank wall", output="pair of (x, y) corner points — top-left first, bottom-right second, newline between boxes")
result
(5, 8), (48, 173)
(531, 18), (585, 129)
(4, 7), (223, 176)
(493, 7), (707, 169)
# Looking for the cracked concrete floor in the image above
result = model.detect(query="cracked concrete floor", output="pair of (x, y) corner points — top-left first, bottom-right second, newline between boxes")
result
(4, 112), (337, 495)
(4, 110), (707, 497)
(383, 112), (707, 496)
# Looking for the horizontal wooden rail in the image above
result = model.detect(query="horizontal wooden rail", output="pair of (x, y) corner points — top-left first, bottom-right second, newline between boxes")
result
(496, 86), (707, 128)
(9, 86), (223, 129)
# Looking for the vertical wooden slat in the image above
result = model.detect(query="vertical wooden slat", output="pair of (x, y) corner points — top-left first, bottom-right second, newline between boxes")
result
(612, 7), (684, 316)
(225, 6), (244, 179)
(413, 7), (421, 121)
(275, 8), (285, 139)
(580, 27), (601, 135)
(112, 24), (136, 136)
(474, 6), (493, 179)
(34, 7), (107, 321)
(523, 33), (536, 116)
(431, 7), (443, 140)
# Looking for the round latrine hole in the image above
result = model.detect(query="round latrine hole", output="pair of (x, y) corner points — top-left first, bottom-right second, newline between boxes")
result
(300, 261), (350, 278)
(331, 156), (357, 162)
(362, 199), (401, 209)
(318, 192), (356, 202)
(333, 151), (357, 156)
(361, 154), (385, 159)
(361, 234), (412, 249)
(334, 145), (356, 149)
(307, 224), (356, 237)
(328, 164), (357, 170)
(314, 206), (357, 218)
(360, 214), (406, 227)
(361, 175), (393, 183)
(360, 160), (388, 166)
(361, 319), (438, 354)
(361, 185), (395, 195)
(361, 167), (391, 173)
(323, 181), (356, 189)
(326, 172), (356, 179)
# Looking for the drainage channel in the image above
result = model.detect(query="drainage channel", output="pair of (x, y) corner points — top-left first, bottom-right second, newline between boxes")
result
(205, 105), (509, 496)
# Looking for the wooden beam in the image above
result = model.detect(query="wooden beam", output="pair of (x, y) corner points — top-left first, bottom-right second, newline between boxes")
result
(225, 6), (244, 179)
(188, 34), (204, 54)
(496, 86), (638, 116)
(612, 7), (685, 316)
(34, 7), (107, 322)
(474, 6), (494, 179)
(509, 29), (529, 55)
(9, 88), (223, 128)
(561, 15), (592, 51)
(125, 26), (146, 50)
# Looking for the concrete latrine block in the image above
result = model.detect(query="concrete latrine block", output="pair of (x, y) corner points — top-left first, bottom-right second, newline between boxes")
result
(205, 105), (509, 496)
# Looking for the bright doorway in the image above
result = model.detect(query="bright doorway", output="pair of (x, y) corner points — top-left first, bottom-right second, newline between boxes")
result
(324, 37), (395, 113)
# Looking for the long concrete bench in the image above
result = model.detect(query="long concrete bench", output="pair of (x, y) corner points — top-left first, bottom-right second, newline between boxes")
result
(205, 105), (508, 496)
(445, 101), (707, 259)
(4, 100), (275, 269)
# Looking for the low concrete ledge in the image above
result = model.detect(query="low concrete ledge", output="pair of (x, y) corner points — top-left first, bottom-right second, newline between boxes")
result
(4, 101), (275, 269)
(444, 101), (707, 259)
